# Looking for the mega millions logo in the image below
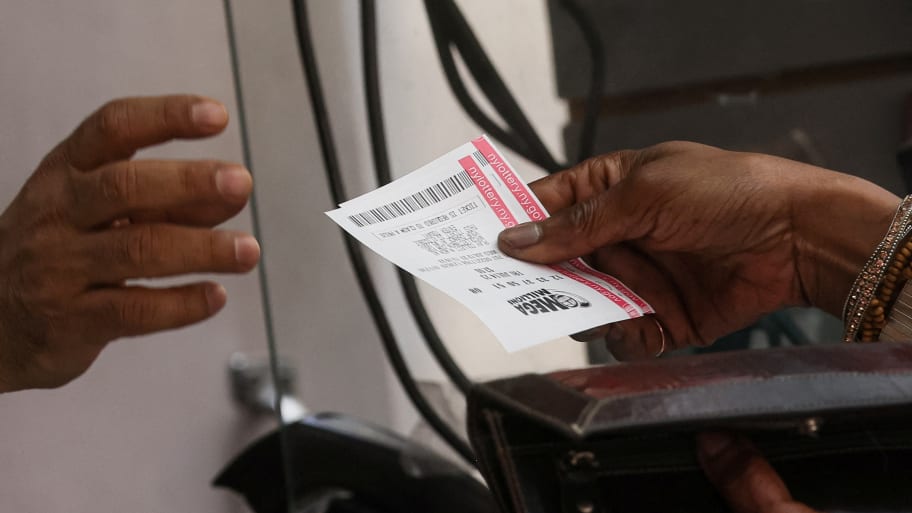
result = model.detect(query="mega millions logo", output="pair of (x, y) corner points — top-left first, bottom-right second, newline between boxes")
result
(507, 289), (591, 316)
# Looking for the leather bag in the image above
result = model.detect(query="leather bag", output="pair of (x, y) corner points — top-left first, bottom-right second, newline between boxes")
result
(468, 343), (912, 513)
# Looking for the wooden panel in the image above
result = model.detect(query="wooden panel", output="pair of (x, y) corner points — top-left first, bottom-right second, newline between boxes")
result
(548, 0), (912, 98)
(563, 75), (912, 195)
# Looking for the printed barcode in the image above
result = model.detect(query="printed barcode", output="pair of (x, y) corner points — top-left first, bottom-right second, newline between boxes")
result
(473, 150), (489, 168)
(348, 171), (475, 227)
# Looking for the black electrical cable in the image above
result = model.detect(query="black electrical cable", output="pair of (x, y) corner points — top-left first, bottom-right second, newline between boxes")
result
(360, 0), (474, 396)
(423, 4), (537, 164)
(558, 0), (605, 163)
(426, 0), (563, 172)
(424, 0), (606, 169)
(401, 0), (606, 386)
(291, 0), (475, 465)
(423, 0), (560, 171)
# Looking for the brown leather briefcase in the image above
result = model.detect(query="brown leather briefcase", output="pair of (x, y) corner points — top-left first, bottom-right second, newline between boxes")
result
(468, 343), (912, 513)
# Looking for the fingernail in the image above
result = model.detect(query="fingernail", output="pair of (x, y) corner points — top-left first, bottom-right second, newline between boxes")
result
(191, 101), (228, 129)
(234, 235), (261, 267)
(698, 432), (734, 458)
(499, 222), (542, 249)
(216, 167), (252, 201)
(206, 283), (227, 312)
(571, 327), (605, 342)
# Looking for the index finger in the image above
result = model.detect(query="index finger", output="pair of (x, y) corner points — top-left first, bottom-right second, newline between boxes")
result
(58, 95), (229, 171)
(529, 150), (635, 214)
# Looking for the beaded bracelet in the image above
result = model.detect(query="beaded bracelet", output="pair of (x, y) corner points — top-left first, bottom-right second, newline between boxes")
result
(858, 231), (912, 341)
(843, 195), (912, 342)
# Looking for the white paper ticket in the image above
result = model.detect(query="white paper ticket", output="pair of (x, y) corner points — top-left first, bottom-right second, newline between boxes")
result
(326, 135), (652, 352)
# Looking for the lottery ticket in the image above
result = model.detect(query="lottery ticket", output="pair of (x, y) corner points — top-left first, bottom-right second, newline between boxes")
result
(326, 135), (652, 352)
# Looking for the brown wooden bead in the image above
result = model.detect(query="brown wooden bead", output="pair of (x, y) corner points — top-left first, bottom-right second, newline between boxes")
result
(871, 298), (882, 307)
(902, 247), (912, 258)
(885, 274), (898, 283)
(871, 305), (885, 317)
(904, 267), (912, 279)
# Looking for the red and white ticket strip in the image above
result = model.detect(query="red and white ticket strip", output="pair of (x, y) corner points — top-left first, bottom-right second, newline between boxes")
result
(326, 136), (651, 352)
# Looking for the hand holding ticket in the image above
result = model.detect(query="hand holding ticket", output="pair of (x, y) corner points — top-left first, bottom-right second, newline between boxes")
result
(326, 136), (651, 352)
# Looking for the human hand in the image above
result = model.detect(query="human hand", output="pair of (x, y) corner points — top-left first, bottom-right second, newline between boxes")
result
(498, 142), (899, 359)
(0, 95), (260, 393)
(698, 432), (818, 513)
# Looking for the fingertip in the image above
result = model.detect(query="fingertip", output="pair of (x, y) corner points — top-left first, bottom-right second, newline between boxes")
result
(205, 282), (228, 313)
(698, 431), (736, 462)
(498, 222), (542, 252)
(215, 166), (253, 202)
(234, 235), (261, 270)
(191, 100), (229, 131)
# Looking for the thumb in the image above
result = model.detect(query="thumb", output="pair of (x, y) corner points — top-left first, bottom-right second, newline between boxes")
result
(698, 432), (817, 513)
(497, 183), (637, 264)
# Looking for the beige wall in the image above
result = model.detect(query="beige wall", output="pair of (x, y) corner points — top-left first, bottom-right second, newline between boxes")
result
(0, 1), (271, 512)
(238, 0), (588, 438)
(0, 0), (586, 511)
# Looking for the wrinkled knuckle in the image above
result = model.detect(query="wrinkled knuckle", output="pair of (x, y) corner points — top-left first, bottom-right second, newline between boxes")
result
(18, 177), (70, 226)
(15, 238), (63, 299)
(177, 163), (204, 197)
(120, 225), (157, 270)
(600, 151), (626, 173)
(568, 201), (602, 239)
(96, 100), (133, 142)
(15, 235), (44, 268)
(585, 152), (629, 187)
(98, 162), (140, 205)
(17, 259), (47, 296)
(603, 153), (626, 180)
(117, 296), (158, 328)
